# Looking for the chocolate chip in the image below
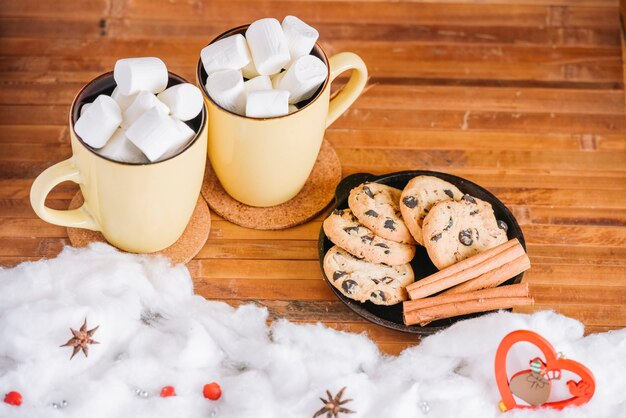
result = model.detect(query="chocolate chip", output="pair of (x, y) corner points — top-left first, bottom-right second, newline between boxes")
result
(384, 250), (390, 254)
(443, 216), (453, 231)
(370, 290), (387, 302)
(431, 233), (442, 242)
(365, 209), (378, 217)
(382, 276), (393, 284)
(342, 279), (358, 294)
(361, 235), (373, 244)
(459, 228), (473, 246)
(374, 243), (389, 249)
(332, 208), (343, 215)
(363, 185), (374, 199)
(332, 271), (347, 282)
(498, 220), (508, 231)
(402, 195), (418, 209)
(474, 228), (480, 240)
(444, 189), (454, 198)
(469, 210), (479, 216)
(461, 194), (476, 204)
(384, 219), (396, 231)
(343, 226), (360, 235)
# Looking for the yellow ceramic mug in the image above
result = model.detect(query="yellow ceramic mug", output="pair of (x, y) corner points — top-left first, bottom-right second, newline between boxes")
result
(30, 72), (208, 253)
(197, 25), (368, 207)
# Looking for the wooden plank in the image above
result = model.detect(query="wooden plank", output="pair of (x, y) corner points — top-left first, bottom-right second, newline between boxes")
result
(336, 148), (626, 172)
(0, 0), (108, 18)
(111, 2), (618, 29)
(103, 19), (621, 48)
(0, 40), (621, 84)
(327, 130), (625, 152)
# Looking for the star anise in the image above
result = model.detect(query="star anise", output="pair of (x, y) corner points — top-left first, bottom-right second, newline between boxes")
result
(60, 318), (99, 359)
(313, 386), (355, 418)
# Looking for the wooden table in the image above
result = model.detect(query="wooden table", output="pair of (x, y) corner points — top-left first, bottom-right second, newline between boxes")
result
(1, 0), (624, 355)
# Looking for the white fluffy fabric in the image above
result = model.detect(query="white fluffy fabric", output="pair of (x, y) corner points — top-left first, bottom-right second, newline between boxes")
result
(0, 244), (624, 418)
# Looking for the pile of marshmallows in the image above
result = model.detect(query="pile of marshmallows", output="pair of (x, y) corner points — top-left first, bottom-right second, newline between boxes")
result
(75, 58), (203, 164)
(201, 16), (326, 118)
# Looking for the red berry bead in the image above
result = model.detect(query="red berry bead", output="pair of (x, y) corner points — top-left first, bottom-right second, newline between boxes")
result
(3, 391), (22, 406)
(160, 386), (176, 398)
(203, 382), (221, 401)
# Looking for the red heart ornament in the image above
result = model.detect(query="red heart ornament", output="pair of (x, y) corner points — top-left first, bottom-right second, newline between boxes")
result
(495, 330), (595, 412)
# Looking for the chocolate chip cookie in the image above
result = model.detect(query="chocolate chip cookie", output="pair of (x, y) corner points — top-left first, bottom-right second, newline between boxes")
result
(323, 245), (414, 305)
(422, 194), (508, 269)
(399, 175), (463, 246)
(348, 183), (415, 244)
(323, 208), (416, 265)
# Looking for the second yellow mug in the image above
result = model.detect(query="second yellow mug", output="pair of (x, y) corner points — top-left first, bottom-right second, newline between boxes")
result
(197, 25), (368, 207)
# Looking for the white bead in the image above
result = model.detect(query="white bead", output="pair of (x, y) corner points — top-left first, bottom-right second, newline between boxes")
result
(245, 89), (289, 118)
(281, 16), (319, 61)
(113, 57), (168, 95)
(126, 107), (181, 162)
(111, 87), (137, 111)
(157, 118), (196, 161)
(205, 69), (246, 115)
(157, 83), (203, 121)
(276, 54), (327, 104)
(96, 128), (149, 164)
(200, 34), (251, 75)
(122, 91), (170, 129)
(245, 18), (290, 76)
(244, 75), (272, 96)
(74, 95), (122, 149)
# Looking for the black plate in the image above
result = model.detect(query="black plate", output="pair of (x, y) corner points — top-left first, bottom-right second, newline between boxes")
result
(318, 171), (525, 335)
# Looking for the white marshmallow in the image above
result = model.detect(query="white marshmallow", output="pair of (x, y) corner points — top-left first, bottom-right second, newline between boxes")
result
(245, 18), (290, 76)
(244, 75), (272, 95)
(200, 34), (251, 75)
(245, 89), (289, 118)
(126, 107), (181, 162)
(241, 56), (260, 79)
(80, 103), (91, 116)
(158, 119), (196, 161)
(205, 69), (246, 115)
(288, 104), (298, 114)
(157, 83), (203, 121)
(114, 57), (168, 95)
(122, 91), (170, 129)
(96, 128), (149, 164)
(74, 95), (122, 149)
(271, 71), (285, 89)
(277, 54), (327, 104)
(111, 87), (137, 111)
(281, 16), (319, 61)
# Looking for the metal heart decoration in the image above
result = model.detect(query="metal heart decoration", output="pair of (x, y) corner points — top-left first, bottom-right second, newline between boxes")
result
(495, 330), (595, 412)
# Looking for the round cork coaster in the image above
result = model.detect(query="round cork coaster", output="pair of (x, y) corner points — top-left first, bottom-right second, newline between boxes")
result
(201, 139), (342, 230)
(67, 193), (211, 264)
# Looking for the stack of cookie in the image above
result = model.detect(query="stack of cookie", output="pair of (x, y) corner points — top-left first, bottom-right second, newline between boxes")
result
(399, 176), (508, 269)
(323, 183), (417, 306)
(322, 175), (511, 308)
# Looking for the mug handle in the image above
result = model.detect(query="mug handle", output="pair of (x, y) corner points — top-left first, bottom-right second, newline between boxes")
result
(30, 158), (100, 230)
(326, 52), (368, 128)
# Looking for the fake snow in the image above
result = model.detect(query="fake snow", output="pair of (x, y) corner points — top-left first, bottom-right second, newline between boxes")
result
(0, 244), (624, 417)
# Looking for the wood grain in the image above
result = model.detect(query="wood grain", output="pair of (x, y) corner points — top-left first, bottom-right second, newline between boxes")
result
(0, 0), (624, 356)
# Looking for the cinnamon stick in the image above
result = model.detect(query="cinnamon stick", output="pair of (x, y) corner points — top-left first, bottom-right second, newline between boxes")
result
(407, 239), (525, 300)
(403, 284), (533, 326)
(404, 282), (529, 313)
(442, 253), (531, 295)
